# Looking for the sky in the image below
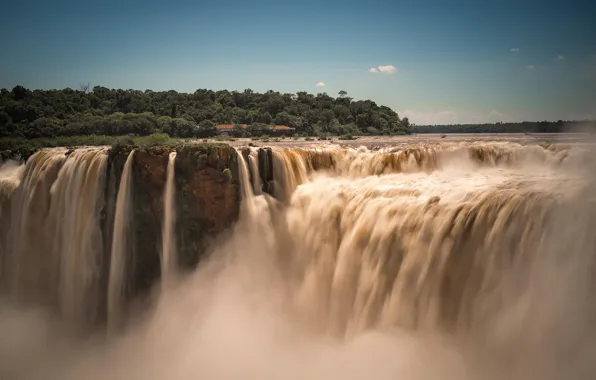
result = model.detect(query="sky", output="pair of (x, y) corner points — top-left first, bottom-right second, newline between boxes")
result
(1, 0), (595, 124)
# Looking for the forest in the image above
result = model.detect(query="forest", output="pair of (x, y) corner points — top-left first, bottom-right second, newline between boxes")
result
(1, 85), (593, 148)
(0, 85), (410, 139)
(412, 121), (596, 134)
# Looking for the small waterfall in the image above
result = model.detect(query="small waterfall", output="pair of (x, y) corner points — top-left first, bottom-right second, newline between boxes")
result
(0, 149), (108, 331)
(0, 161), (24, 276)
(161, 152), (177, 290)
(248, 149), (262, 195)
(271, 148), (309, 203)
(107, 150), (135, 333)
(237, 150), (256, 216)
(4, 149), (67, 303)
(48, 148), (108, 330)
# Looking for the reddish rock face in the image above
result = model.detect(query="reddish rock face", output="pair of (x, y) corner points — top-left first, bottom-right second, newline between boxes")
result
(174, 145), (240, 271)
(103, 143), (240, 316)
(130, 148), (170, 303)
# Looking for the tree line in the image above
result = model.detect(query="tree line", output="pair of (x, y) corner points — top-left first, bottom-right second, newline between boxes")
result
(412, 121), (596, 134)
(0, 85), (411, 139)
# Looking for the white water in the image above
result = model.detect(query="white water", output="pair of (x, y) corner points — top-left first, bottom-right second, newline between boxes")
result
(107, 150), (135, 334)
(3, 149), (67, 302)
(49, 149), (108, 331)
(248, 149), (262, 195)
(160, 152), (177, 290)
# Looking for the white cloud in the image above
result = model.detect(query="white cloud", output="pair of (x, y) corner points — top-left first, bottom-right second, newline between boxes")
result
(557, 54), (565, 60)
(378, 65), (397, 74)
(510, 48), (520, 52)
(315, 81), (325, 87)
(526, 65), (536, 69)
(368, 65), (397, 74)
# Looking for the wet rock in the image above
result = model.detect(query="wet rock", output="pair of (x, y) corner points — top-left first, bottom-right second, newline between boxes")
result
(174, 144), (240, 271)
(258, 148), (274, 195)
(101, 143), (240, 319)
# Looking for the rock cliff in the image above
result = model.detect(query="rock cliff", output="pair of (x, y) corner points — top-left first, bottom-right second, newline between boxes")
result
(0, 143), (240, 327)
(103, 144), (240, 309)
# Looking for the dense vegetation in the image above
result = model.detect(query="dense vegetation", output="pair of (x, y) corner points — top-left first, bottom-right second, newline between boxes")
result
(0, 85), (411, 139)
(413, 121), (596, 134)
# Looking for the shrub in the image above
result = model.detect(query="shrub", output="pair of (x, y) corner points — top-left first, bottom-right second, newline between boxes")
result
(222, 168), (232, 181)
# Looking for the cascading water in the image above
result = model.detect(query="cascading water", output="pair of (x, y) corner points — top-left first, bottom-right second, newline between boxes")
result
(248, 149), (262, 195)
(161, 152), (177, 290)
(0, 161), (24, 274)
(271, 149), (310, 203)
(236, 144), (585, 339)
(107, 150), (135, 333)
(0, 139), (595, 380)
(3, 149), (67, 304)
(0, 148), (108, 332)
(48, 148), (108, 330)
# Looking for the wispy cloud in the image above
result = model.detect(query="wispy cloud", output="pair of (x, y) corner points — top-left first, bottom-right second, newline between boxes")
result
(369, 65), (397, 74)
(510, 48), (520, 52)
(315, 81), (325, 87)
(526, 65), (536, 69)
(556, 54), (565, 60)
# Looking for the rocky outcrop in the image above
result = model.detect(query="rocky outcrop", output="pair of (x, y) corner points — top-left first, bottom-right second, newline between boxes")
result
(258, 147), (274, 195)
(175, 145), (240, 271)
(0, 142), (240, 329)
(103, 144), (240, 311)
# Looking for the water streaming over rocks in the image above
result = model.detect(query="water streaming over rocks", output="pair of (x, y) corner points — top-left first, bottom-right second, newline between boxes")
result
(160, 152), (178, 290)
(0, 139), (595, 380)
(107, 149), (135, 334)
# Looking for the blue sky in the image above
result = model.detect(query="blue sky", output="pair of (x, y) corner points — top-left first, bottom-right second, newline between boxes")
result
(1, 0), (594, 124)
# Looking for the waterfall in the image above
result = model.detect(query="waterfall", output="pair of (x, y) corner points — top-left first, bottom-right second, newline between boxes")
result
(248, 149), (262, 195)
(0, 161), (24, 278)
(271, 148), (310, 203)
(1, 140), (595, 380)
(4, 149), (67, 304)
(107, 150), (135, 333)
(233, 143), (586, 338)
(237, 149), (256, 217)
(0, 148), (108, 331)
(48, 148), (108, 330)
(161, 152), (177, 290)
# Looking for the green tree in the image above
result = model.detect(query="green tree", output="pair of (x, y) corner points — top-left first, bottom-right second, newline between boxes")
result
(247, 122), (268, 135)
(0, 111), (11, 125)
(0, 84), (422, 138)
(198, 119), (216, 137)
(274, 111), (291, 126)
(11, 85), (27, 101)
